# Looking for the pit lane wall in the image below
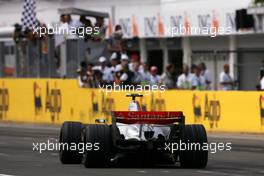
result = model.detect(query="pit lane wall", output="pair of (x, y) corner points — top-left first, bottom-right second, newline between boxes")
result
(0, 79), (264, 133)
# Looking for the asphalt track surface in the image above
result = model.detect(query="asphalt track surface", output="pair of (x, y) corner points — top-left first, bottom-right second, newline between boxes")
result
(0, 123), (264, 176)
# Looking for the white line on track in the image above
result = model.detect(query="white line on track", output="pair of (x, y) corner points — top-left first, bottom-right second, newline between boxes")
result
(0, 174), (16, 176)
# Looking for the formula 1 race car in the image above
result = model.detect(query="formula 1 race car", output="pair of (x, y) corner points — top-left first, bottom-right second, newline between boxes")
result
(59, 94), (208, 168)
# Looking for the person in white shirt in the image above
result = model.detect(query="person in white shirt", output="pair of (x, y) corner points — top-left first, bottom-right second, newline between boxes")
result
(128, 54), (144, 72)
(139, 62), (151, 85)
(199, 62), (212, 90)
(132, 61), (145, 85)
(258, 61), (264, 90)
(177, 64), (193, 89)
(160, 64), (175, 89)
(115, 53), (129, 72)
(191, 66), (206, 90)
(77, 61), (89, 88)
(93, 56), (114, 84)
(260, 76), (264, 90)
(219, 64), (233, 90)
(115, 54), (134, 85)
(149, 66), (160, 86)
(64, 14), (82, 39)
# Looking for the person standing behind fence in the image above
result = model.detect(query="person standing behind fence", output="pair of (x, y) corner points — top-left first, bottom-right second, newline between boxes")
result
(93, 16), (107, 42)
(107, 25), (124, 59)
(64, 14), (82, 39)
(79, 15), (93, 41)
(149, 66), (161, 86)
(129, 53), (143, 72)
(177, 64), (193, 89)
(93, 56), (114, 85)
(132, 61), (144, 85)
(115, 54), (134, 85)
(139, 62), (151, 86)
(199, 62), (212, 90)
(257, 60), (264, 90)
(77, 61), (89, 88)
(219, 64), (234, 90)
(260, 74), (264, 90)
(191, 66), (206, 90)
(161, 64), (176, 89)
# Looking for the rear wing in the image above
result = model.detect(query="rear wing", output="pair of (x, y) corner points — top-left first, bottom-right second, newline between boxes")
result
(112, 111), (185, 125)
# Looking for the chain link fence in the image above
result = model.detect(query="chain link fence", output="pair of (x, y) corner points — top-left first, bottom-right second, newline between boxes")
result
(0, 37), (108, 78)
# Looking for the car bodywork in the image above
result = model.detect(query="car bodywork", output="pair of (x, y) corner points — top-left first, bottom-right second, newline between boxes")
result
(59, 94), (208, 168)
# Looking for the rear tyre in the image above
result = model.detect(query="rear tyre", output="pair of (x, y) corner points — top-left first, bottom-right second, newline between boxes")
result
(59, 121), (83, 164)
(180, 124), (208, 168)
(83, 124), (112, 168)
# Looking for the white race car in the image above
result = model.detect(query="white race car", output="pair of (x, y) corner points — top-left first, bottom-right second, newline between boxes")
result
(59, 94), (208, 168)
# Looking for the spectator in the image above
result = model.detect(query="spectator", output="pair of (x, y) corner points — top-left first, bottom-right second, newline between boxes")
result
(13, 23), (24, 43)
(199, 62), (212, 90)
(79, 15), (93, 41)
(55, 14), (82, 43)
(93, 16), (106, 41)
(67, 14), (82, 28)
(191, 66), (206, 90)
(139, 62), (151, 85)
(110, 52), (119, 72)
(115, 54), (134, 85)
(257, 60), (264, 90)
(64, 14), (82, 39)
(93, 70), (104, 88)
(177, 64), (193, 89)
(160, 64), (176, 89)
(77, 61), (89, 88)
(94, 56), (114, 85)
(149, 66), (160, 86)
(86, 63), (96, 88)
(219, 64), (233, 90)
(129, 53), (142, 72)
(260, 74), (264, 90)
(107, 25), (124, 57)
(190, 64), (197, 77)
(115, 53), (128, 72)
(132, 61), (144, 85)
(260, 60), (264, 81)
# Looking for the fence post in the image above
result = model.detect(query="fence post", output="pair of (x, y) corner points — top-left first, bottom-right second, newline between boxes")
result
(48, 36), (56, 78)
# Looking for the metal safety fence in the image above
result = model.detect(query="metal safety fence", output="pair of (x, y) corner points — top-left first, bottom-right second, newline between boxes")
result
(0, 37), (107, 78)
